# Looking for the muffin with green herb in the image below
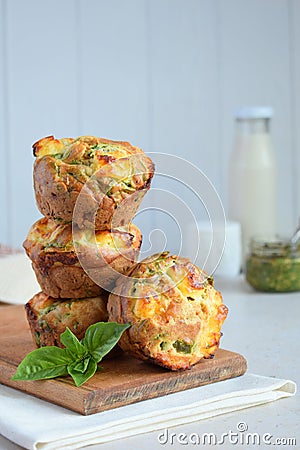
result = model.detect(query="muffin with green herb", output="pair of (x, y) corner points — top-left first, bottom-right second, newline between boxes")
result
(33, 135), (154, 230)
(23, 217), (142, 298)
(107, 252), (228, 371)
(25, 291), (109, 348)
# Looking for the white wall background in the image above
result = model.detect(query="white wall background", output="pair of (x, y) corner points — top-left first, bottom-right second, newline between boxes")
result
(0, 0), (299, 252)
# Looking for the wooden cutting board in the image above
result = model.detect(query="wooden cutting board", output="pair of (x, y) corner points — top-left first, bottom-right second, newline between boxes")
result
(0, 305), (247, 415)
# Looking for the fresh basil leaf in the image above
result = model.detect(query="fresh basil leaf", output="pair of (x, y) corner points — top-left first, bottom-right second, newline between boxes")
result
(82, 322), (130, 362)
(12, 321), (131, 387)
(71, 357), (90, 373)
(60, 327), (86, 357)
(67, 357), (97, 387)
(12, 347), (72, 381)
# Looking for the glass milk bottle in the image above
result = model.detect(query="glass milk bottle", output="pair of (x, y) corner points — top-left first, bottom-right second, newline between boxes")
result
(228, 107), (277, 263)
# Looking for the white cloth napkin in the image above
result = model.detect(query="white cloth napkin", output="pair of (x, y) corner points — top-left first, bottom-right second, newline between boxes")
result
(0, 253), (40, 304)
(0, 374), (296, 450)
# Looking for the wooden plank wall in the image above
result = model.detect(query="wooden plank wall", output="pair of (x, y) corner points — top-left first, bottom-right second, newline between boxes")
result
(0, 0), (299, 251)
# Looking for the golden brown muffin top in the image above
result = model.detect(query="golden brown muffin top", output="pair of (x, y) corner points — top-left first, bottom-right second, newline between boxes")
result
(33, 136), (141, 161)
(24, 217), (142, 256)
(119, 251), (214, 302)
(33, 136), (154, 207)
(33, 136), (152, 177)
(27, 291), (108, 316)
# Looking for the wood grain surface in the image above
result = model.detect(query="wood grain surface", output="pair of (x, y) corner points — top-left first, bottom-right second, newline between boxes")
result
(0, 305), (247, 415)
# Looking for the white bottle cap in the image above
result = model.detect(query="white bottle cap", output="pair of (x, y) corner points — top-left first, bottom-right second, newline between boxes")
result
(234, 106), (273, 120)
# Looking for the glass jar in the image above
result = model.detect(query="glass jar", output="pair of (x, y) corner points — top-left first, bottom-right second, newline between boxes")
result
(245, 238), (300, 292)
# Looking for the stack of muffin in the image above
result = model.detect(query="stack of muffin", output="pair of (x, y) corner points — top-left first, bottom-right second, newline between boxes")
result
(23, 135), (154, 349)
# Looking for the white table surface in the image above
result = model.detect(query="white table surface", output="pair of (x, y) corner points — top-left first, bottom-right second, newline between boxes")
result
(1, 276), (299, 450)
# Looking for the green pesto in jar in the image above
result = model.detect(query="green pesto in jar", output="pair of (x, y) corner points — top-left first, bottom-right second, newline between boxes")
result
(246, 239), (300, 292)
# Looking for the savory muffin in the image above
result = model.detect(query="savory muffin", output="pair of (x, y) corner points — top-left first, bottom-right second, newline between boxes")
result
(107, 252), (228, 370)
(23, 217), (142, 298)
(25, 292), (109, 348)
(33, 135), (154, 230)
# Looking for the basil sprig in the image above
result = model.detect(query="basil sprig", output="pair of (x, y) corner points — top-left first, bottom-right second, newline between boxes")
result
(12, 322), (130, 387)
